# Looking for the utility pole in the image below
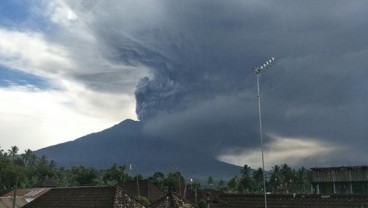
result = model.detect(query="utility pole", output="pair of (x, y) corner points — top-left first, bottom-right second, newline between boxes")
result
(12, 175), (18, 208)
(254, 57), (276, 208)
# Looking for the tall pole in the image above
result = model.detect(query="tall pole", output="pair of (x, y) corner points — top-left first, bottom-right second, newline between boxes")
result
(12, 175), (18, 208)
(254, 57), (275, 208)
(256, 74), (267, 208)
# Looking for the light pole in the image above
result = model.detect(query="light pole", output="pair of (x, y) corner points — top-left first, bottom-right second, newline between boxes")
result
(190, 178), (198, 206)
(254, 57), (276, 208)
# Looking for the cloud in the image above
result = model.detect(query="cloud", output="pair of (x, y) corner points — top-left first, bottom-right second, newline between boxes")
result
(45, 0), (78, 26)
(95, 0), (368, 167)
(1, 0), (368, 169)
(0, 1), (150, 152)
(0, 84), (136, 152)
(219, 134), (339, 169)
(0, 28), (73, 78)
(142, 92), (260, 154)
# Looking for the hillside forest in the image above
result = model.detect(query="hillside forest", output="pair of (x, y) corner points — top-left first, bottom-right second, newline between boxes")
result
(0, 146), (312, 196)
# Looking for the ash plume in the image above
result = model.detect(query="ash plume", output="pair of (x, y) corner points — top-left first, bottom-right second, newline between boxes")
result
(74, 0), (368, 166)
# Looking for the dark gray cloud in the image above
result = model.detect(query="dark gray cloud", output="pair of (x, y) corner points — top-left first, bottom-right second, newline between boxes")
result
(67, 0), (368, 167)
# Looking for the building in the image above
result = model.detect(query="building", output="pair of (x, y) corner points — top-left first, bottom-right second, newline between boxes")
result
(22, 186), (145, 208)
(0, 188), (51, 208)
(211, 193), (368, 208)
(120, 180), (165, 203)
(186, 188), (223, 206)
(311, 166), (368, 194)
(148, 192), (196, 208)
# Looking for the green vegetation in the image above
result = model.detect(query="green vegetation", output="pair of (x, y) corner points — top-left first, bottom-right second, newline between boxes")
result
(0, 146), (312, 195)
(225, 164), (312, 194)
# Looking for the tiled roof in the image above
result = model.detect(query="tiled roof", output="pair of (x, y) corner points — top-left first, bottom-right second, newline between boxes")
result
(121, 180), (165, 203)
(211, 193), (368, 208)
(186, 188), (223, 205)
(148, 192), (196, 208)
(36, 177), (57, 187)
(115, 186), (146, 208)
(22, 186), (145, 208)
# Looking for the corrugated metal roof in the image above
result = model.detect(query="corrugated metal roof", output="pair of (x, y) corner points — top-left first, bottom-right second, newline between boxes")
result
(0, 188), (51, 208)
(312, 166), (368, 182)
(0, 197), (28, 208)
(2, 188), (51, 199)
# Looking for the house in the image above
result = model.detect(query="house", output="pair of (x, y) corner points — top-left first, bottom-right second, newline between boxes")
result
(22, 186), (145, 208)
(210, 193), (368, 208)
(311, 166), (368, 194)
(186, 188), (223, 206)
(121, 180), (165, 203)
(0, 188), (51, 208)
(148, 192), (196, 208)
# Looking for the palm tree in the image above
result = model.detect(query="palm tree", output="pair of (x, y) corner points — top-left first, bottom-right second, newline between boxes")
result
(280, 164), (293, 194)
(252, 167), (264, 193)
(270, 165), (281, 193)
(240, 165), (255, 193)
(295, 167), (311, 193)
(8, 146), (19, 161)
(21, 149), (33, 166)
(241, 164), (252, 178)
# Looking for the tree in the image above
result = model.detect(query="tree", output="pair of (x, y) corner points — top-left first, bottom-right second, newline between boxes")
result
(241, 165), (251, 178)
(103, 163), (128, 184)
(163, 171), (185, 194)
(252, 167), (264, 193)
(227, 176), (239, 193)
(239, 165), (256, 193)
(34, 155), (57, 179)
(8, 146), (19, 161)
(269, 165), (282, 193)
(217, 179), (228, 192)
(148, 172), (165, 189)
(198, 199), (207, 208)
(294, 167), (311, 193)
(21, 149), (34, 167)
(152, 172), (165, 181)
(70, 165), (98, 186)
(269, 164), (298, 194)
(280, 164), (294, 194)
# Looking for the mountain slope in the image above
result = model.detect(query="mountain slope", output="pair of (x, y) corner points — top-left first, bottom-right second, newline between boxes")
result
(35, 119), (240, 179)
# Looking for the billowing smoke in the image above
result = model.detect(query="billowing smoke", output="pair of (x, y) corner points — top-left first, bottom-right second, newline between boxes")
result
(67, 0), (368, 167)
(135, 76), (184, 121)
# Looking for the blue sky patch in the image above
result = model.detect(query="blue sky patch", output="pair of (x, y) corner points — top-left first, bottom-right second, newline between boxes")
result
(0, 1), (30, 23)
(0, 0), (53, 31)
(0, 65), (49, 89)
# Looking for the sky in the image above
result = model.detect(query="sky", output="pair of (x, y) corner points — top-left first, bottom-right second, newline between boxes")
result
(1, 0), (367, 169)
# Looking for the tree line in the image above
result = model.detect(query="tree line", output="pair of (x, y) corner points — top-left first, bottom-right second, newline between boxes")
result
(223, 164), (312, 194)
(0, 146), (311, 196)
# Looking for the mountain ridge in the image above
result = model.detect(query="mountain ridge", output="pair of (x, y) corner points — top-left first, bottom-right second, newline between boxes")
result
(36, 119), (240, 179)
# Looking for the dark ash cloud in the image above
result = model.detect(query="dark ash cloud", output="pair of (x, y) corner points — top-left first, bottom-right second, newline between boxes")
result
(66, 0), (368, 167)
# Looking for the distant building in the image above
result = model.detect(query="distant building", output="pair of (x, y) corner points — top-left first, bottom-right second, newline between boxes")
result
(311, 166), (368, 194)
(211, 193), (368, 208)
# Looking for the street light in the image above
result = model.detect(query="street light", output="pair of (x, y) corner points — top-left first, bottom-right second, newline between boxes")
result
(253, 57), (276, 208)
